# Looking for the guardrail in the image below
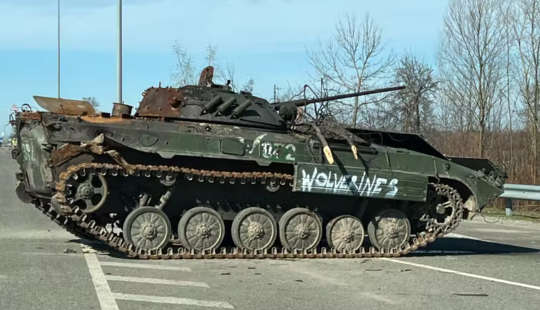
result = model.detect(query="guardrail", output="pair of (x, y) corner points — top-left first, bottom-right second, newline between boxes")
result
(501, 183), (540, 216)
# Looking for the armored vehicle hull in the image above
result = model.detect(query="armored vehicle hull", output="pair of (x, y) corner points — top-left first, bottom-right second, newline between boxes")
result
(11, 78), (505, 259)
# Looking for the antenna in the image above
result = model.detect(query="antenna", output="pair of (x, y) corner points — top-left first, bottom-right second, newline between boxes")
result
(117, 0), (123, 104)
(273, 84), (280, 103)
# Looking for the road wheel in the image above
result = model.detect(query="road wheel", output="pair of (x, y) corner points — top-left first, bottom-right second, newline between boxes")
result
(123, 207), (172, 251)
(178, 206), (225, 251)
(326, 215), (365, 252)
(367, 208), (411, 250)
(231, 207), (277, 251)
(71, 172), (108, 213)
(279, 208), (322, 251)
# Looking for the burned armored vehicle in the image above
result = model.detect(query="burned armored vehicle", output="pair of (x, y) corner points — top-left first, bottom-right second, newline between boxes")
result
(10, 67), (505, 258)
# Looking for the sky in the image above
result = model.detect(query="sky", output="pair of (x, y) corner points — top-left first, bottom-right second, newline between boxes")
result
(0, 0), (449, 137)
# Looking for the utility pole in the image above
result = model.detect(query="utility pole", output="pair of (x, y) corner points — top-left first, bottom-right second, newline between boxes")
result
(273, 84), (281, 102)
(117, 0), (123, 104)
(57, 0), (60, 99)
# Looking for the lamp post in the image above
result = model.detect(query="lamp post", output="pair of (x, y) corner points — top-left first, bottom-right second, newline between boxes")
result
(117, 0), (122, 104)
(57, 0), (60, 99)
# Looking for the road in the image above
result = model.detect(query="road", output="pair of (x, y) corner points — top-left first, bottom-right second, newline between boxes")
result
(1, 147), (539, 310)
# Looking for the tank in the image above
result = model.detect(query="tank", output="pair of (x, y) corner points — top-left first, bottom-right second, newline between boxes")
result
(10, 66), (506, 258)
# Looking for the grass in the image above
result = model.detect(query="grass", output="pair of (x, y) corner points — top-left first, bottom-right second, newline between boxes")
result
(481, 206), (540, 223)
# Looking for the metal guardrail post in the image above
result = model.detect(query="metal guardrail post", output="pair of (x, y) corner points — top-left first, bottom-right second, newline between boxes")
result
(505, 198), (512, 216)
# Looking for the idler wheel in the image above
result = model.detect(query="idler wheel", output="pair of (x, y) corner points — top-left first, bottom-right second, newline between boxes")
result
(326, 215), (365, 252)
(72, 173), (108, 213)
(231, 207), (277, 251)
(123, 207), (172, 251)
(178, 206), (225, 251)
(279, 208), (322, 251)
(424, 184), (460, 231)
(367, 208), (411, 251)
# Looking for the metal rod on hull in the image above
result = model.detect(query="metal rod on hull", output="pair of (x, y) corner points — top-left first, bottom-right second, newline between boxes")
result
(117, 0), (123, 104)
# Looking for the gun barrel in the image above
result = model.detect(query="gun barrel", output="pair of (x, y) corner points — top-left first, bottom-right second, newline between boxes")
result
(275, 85), (405, 109)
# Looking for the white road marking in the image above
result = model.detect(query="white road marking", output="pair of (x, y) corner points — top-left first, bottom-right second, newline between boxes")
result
(446, 232), (487, 241)
(383, 258), (540, 291)
(106, 275), (209, 288)
(444, 233), (540, 253)
(413, 250), (475, 255)
(112, 293), (234, 309)
(84, 254), (120, 310)
(80, 244), (99, 254)
(473, 228), (533, 234)
(21, 252), (81, 256)
(0, 230), (72, 239)
(100, 261), (191, 272)
(359, 292), (397, 305)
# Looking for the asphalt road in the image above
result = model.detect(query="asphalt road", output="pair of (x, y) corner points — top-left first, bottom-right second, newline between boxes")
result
(1, 147), (539, 310)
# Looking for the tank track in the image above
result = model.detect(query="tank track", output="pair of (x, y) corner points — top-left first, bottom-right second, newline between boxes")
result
(32, 162), (464, 259)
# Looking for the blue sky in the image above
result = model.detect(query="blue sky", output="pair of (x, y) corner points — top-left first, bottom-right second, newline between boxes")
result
(0, 0), (448, 137)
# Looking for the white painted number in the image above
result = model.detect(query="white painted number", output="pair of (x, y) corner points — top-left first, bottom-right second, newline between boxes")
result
(285, 144), (296, 161)
(260, 142), (296, 161)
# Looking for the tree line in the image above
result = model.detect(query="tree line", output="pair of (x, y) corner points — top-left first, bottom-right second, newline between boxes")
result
(172, 0), (540, 186)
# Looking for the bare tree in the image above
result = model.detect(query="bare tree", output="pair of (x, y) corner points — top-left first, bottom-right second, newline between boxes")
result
(272, 83), (305, 102)
(242, 78), (255, 93)
(205, 44), (217, 67)
(392, 55), (438, 134)
(438, 0), (506, 157)
(499, 0), (517, 177)
(307, 14), (393, 127)
(171, 42), (196, 86)
(82, 97), (100, 108)
(512, 0), (540, 183)
(222, 63), (237, 91)
(171, 43), (254, 92)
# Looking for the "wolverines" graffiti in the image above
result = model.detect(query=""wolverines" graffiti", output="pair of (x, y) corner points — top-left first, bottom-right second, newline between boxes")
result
(300, 168), (399, 197)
